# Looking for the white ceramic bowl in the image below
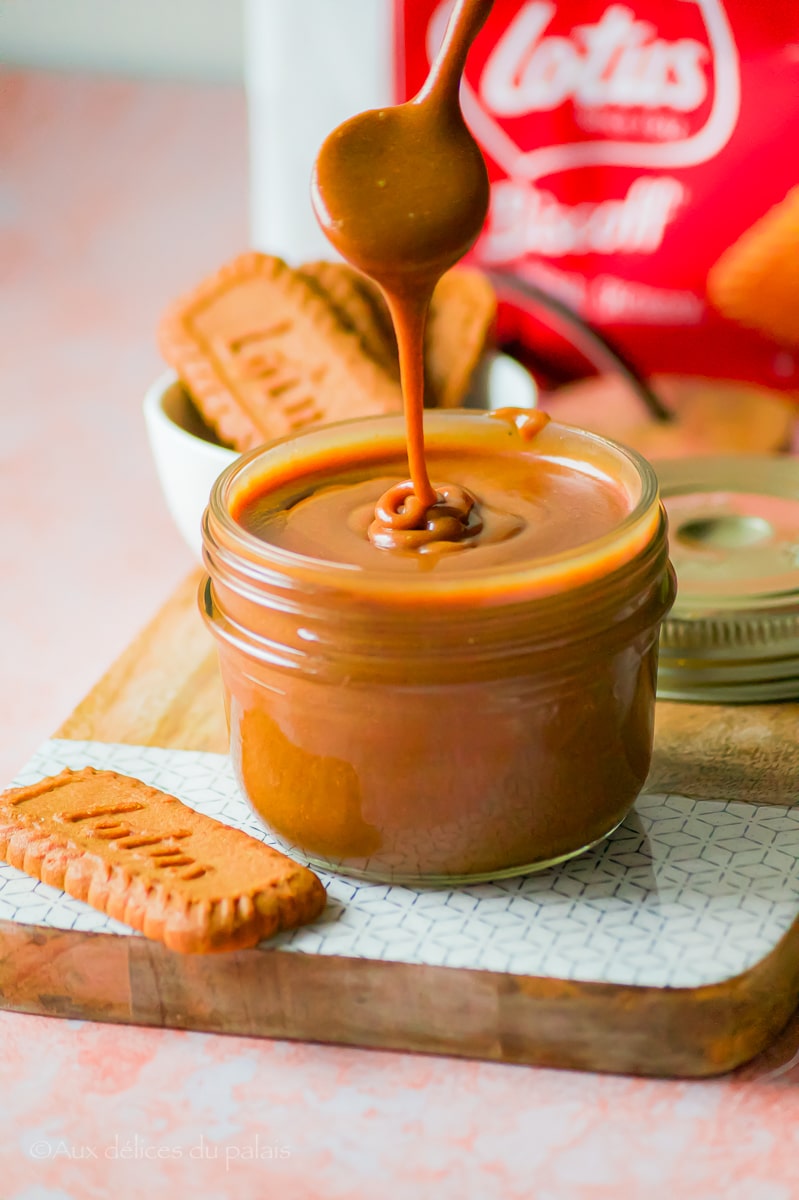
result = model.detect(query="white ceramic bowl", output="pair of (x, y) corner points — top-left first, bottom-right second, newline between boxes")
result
(143, 372), (236, 559)
(144, 356), (538, 560)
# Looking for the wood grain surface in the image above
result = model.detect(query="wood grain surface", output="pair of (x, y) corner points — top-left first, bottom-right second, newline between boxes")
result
(56, 572), (227, 754)
(2, 901), (799, 1079)
(0, 569), (790, 1077)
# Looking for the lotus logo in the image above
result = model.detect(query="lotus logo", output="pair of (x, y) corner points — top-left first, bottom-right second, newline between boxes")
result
(426, 0), (741, 181)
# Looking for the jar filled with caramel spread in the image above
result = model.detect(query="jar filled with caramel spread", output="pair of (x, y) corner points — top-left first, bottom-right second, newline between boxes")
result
(201, 409), (675, 884)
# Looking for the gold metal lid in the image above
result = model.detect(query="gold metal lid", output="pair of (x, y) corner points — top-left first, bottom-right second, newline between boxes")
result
(656, 455), (799, 702)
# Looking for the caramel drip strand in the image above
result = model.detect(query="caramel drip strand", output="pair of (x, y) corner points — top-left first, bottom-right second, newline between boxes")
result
(368, 481), (483, 554)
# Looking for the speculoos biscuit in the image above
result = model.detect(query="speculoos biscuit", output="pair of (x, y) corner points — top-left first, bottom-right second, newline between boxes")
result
(0, 766), (326, 953)
(298, 259), (398, 378)
(158, 251), (403, 451)
(425, 267), (497, 408)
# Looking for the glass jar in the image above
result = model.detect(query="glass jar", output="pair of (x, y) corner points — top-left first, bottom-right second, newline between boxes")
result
(201, 411), (675, 884)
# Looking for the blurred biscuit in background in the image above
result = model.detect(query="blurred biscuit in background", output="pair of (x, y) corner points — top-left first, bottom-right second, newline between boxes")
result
(425, 267), (497, 409)
(708, 187), (799, 346)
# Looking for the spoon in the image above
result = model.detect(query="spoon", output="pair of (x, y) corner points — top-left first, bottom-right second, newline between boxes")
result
(311, 0), (493, 298)
(311, 0), (495, 509)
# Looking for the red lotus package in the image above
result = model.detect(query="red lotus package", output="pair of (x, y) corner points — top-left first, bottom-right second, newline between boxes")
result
(396, 0), (799, 392)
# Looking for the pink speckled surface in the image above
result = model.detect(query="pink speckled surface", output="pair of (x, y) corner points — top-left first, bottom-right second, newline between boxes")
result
(4, 68), (799, 1200)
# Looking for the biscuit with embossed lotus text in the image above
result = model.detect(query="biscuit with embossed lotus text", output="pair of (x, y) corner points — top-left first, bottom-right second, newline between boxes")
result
(158, 252), (403, 451)
(0, 767), (326, 953)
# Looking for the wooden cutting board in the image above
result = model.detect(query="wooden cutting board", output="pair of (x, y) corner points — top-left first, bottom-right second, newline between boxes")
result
(2, 570), (799, 1078)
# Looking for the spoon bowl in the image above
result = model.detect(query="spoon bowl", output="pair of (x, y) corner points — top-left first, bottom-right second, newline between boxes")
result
(312, 100), (489, 293)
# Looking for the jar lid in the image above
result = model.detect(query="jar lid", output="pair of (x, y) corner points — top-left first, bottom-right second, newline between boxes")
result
(656, 455), (799, 702)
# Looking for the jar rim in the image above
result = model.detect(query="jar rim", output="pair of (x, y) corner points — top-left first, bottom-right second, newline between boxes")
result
(203, 410), (662, 607)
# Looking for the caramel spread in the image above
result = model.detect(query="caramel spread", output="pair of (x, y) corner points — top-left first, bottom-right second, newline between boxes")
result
(233, 445), (628, 573)
(312, 0), (495, 546)
(209, 413), (671, 879)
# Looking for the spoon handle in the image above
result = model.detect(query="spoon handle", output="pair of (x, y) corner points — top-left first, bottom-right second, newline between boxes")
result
(416, 0), (494, 106)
